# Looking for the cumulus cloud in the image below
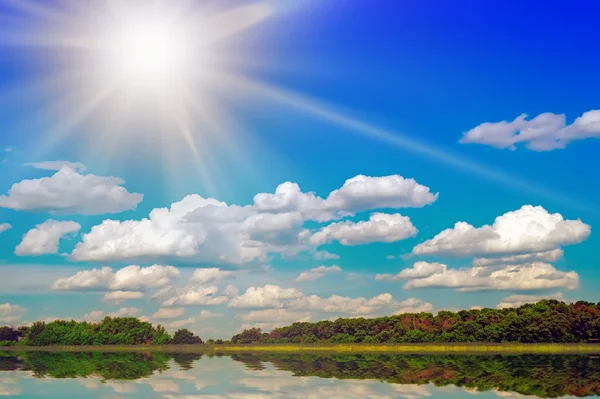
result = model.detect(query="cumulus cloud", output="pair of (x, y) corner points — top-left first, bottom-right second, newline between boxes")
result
(313, 250), (340, 260)
(254, 174), (437, 221)
(393, 298), (434, 314)
(103, 290), (144, 304)
(238, 309), (311, 323)
(191, 268), (234, 285)
(459, 110), (600, 151)
(25, 160), (86, 172)
(0, 167), (143, 214)
(413, 205), (590, 258)
(229, 284), (432, 319)
(15, 219), (81, 256)
(311, 213), (417, 246)
(376, 261), (446, 281)
(497, 292), (565, 309)
(164, 317), (196, 330)
(296, 265), (341, 282)
(290, 293), (396, 315)
(400, 262), (578, 291)
(83, 307), (141, 322)
(229, 285), (304, 309)
(473, 249), (564, 266)
(163, 286), (229, 307)
(152, 308), (185, 319)
(52, 265), (180, 291)
(197, 310), (223, 319)
(70, 174), (435, 264)
(0, 303), (27, 325)
(0, 223), (11, 234)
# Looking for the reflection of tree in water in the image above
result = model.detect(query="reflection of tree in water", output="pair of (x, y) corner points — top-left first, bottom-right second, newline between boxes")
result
(231, 353), (600, 398)
(8, 352), (171, 380)
(230, 353), (267, 370)
(1, 351), (599, 397)
(0, 352), (25, 371)
(170, 352), (203, 370)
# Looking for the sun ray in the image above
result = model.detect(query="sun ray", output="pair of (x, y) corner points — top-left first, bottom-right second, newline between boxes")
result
(216, 72), (598, 216)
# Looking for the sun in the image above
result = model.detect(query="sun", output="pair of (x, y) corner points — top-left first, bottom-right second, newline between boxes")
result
(107, 12), (190, 93)
(0, 0), (273, 155)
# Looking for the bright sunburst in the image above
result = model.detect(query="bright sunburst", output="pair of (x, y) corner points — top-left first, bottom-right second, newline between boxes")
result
(0, 0), (273, 166)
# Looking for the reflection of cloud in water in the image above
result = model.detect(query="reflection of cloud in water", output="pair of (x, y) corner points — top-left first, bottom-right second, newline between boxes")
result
(0, 374), (21, 396)
(0, 354), (596, 399)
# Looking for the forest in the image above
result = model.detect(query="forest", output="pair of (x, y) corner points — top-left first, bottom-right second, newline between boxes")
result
(1, 299), (599, 347)
(231, 299), (600, 344)
(0, 317), (202, 347)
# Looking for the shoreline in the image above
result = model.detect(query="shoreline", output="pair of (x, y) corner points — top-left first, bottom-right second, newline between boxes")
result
(2, 343), (600, 354)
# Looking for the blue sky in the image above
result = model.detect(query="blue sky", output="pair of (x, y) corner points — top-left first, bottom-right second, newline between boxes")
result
(0, 0), (599, 338)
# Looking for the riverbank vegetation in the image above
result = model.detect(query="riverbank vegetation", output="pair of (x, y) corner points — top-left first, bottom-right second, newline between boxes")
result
(233, 299), (600, 344)
(1, 299), (598, 348)
(0, 317), (202, 347)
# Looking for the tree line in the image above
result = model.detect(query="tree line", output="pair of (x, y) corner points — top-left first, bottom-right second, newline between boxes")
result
(231, 299), (600, 344)
(1, 299), (599, 347)
(0, 317), (203, 347)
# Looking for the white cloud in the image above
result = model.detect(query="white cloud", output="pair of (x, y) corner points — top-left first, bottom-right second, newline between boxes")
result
(497, 292), (565, 309)
(15, 219), (81, 256)
(163, 286), (229, 307)
(385, 255), (396, 260)
(238, 309), (311, 323)
(401, 262), (578, 292)
(84, 307), (141, 322)
(413, 205), (590, 257)
(108, 307), (142, 318)
(70, 174), (435, 263)
(313, 250), (340, 260)
(460, 109), (600, 151)
(83, 310), (105, 322)
(197, 310), (223, 319)
(290, 293), (396, 315)
(376, 261), (446, 281)
(254, 174), (437, 222)
(103, 290), (144, 304)
(0, 303), (27, 325)
(0, 166), (143, 214)
(0, 223), (11, 234)
(229, 285), (304, 309)
(4, 147), (12, 153)
(228, 284), (432, 318)
(152, 308), (185, 319)
(296, 265), (341, 282)
(52, 264), (180, 291)
(25, 160), (86, 172)
(222, 284), (240, 297)
(191, 268), (234, 285)
(393, 297), (434, 314)
(473, 249), (564, 266)
(164, 317), (196, 330)
(310, 213), (417, 246)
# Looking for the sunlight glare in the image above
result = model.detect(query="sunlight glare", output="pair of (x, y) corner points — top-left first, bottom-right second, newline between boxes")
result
(106, 11), (191, 93)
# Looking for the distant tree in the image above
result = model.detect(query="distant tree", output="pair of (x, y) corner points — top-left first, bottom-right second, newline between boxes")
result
(231, 328), (263, 344)
(171, 329), (203, 344)
(0, 326), (19, 342)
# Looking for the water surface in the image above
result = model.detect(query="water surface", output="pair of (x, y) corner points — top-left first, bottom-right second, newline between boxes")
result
(1, 351), (599, 398)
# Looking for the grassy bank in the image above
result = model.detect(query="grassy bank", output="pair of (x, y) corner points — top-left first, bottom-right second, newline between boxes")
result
(2, 343), (600, 354)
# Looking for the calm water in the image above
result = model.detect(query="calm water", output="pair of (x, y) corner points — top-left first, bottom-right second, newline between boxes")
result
(0, 351), (599, 398)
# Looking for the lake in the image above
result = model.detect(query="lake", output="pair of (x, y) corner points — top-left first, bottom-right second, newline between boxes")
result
(1, 351), (599, 398)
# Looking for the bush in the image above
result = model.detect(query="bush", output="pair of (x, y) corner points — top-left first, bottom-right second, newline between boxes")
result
(171, 329), (203, 345)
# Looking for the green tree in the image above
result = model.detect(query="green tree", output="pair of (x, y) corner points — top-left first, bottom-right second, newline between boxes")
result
(171, 329), (203, 344)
